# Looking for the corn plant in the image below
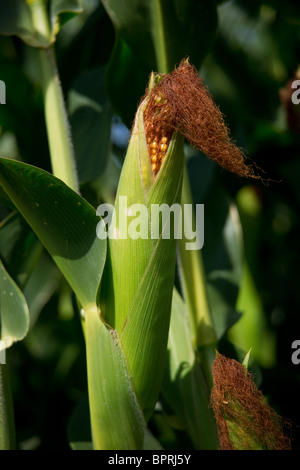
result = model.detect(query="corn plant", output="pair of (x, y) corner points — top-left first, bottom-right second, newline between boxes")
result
(0, 0), (295, 450)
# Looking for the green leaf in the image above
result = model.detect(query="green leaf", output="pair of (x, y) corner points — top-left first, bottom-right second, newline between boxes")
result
(0, 0), (47, 48)
(162, 288), (219, 450)
(242, 348), (252, 370)
(143, 429), (164, 450)
(228, 185), (276, 367)
(0, 212), (59, 328)
(50, 0), (83, 37)
(0, 259), (29, 349)
(85, 305), (146, 450)
(0, 0), (83, 47)
(0, 158), (106, 309)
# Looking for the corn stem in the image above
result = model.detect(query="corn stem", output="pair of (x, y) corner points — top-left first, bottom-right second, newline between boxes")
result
(151, 0), (169, 75)
(0, 359), (15, 450)
(179, 168), (216, 348)
(28, 0), (79, 193)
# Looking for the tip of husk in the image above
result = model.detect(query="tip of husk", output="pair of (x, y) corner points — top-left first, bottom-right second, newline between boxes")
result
(210, 353), (292, 450)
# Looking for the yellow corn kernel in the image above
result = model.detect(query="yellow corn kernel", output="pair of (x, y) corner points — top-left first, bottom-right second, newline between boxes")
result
(160, 143), (168, 153)
(150, 141), (158, 149)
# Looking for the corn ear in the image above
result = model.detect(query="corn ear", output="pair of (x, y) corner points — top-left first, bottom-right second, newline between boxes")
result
(99, 72), (185, 420)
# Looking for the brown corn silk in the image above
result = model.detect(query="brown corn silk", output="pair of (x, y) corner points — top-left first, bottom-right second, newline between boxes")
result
(210, 353), (291, 450)
(144, 59), (262, 178)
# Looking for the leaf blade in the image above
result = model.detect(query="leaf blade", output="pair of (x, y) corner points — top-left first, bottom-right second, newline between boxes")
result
(162, 288), (219, 450)
(0, 158), (106, 309)
(0, 259), (29, 349)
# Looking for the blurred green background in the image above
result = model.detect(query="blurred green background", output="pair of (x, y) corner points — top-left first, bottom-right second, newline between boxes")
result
(0, 0), (300, 449)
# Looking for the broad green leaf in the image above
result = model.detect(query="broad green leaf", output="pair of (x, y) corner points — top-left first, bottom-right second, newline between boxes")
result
(0, 0), (47, 48)
(0, 158), (106, 309)
(103, 0), (218, 125)
(0, 259), (29, 349)
(162, 288), (219, 450)
(85, 305), (146, 450)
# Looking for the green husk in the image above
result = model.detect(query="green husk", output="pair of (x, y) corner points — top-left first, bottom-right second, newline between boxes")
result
(99, 73), (185, 420)
(85, 305), (146, 450)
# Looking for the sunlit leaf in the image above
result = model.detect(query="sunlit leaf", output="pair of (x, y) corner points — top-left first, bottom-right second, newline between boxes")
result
(162, 288), (219, 450)
(51, 0), (83, 37)
(0, 0), (46, 48)
(0, 259), (29, 349)
(0, 158), (106, 309)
